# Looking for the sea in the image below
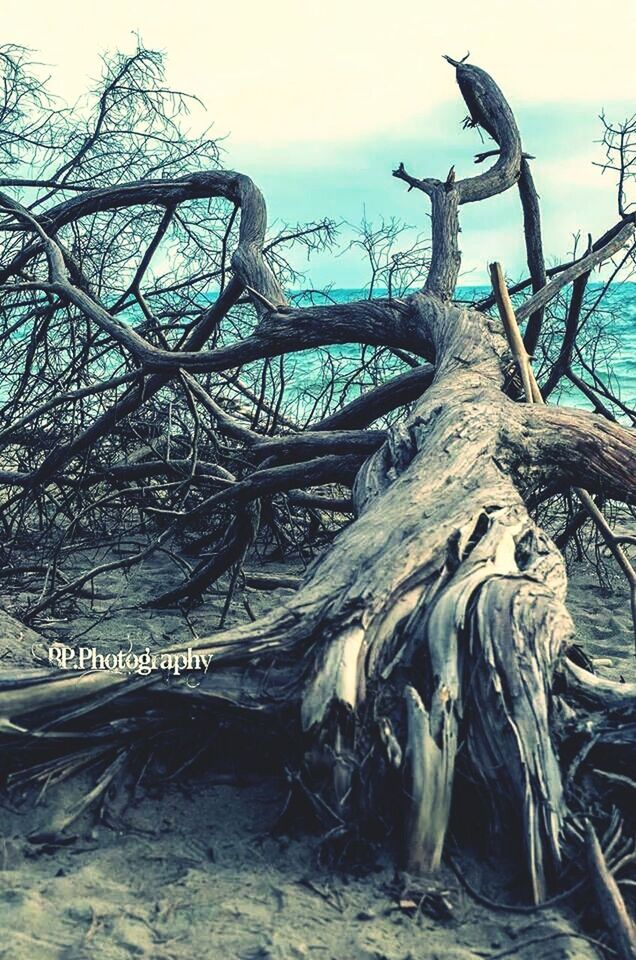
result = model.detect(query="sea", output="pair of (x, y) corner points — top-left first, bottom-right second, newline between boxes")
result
(288, 283), (636, 417)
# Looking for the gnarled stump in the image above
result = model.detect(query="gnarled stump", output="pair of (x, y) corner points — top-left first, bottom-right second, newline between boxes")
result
(0, 56), (634, 917)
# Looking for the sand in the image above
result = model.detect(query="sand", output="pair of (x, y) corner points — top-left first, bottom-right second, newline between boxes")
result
(0, 543), (632, 959)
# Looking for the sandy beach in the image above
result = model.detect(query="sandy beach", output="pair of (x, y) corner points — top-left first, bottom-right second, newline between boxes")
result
(0, 543), (632, 960)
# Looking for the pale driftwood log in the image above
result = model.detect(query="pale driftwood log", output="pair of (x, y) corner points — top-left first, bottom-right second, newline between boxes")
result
(490, 261), (537, 402)
(2, 293), (596, 901)
(1, 56), (635, 915)
(564, 659), (636, 709)
(242, 571), (303, 590)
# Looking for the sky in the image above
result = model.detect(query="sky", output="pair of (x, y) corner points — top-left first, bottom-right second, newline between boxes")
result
(3, 0), (636, 287)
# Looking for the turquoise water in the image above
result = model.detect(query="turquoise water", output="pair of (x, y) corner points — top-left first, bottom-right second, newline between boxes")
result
(9, 282), (629, 424)
(455, 282), (636, 409)
(291, 283), (636, 415)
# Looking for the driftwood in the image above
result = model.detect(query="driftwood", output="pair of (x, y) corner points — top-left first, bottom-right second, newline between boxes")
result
(490, 261), (636, 646)
(0, 48), (634, 944)
(586, 821), (636, 960)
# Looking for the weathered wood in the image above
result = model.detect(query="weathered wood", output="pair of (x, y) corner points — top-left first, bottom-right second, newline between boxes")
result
(1, 55), (635, 924)
(403, 685), (457, 872)
(242, 570), (303, 590)
(586, 821), (636, 960)
(564, 659), (636, 709)
(518, 158), (547, 357)
(490, 263), (636, 642)
(489, 261), (535, 401)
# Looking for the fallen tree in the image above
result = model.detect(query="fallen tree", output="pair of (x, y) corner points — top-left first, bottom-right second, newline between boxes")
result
(0, 44), (634, 935)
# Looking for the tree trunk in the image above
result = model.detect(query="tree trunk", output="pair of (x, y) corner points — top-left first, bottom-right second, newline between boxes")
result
(0, 56), (635, 917)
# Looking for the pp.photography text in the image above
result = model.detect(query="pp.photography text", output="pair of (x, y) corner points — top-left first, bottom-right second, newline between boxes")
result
(47, 644), (214, 677)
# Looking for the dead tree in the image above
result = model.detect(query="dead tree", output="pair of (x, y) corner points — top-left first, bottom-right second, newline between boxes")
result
(0, 44), (634, 915)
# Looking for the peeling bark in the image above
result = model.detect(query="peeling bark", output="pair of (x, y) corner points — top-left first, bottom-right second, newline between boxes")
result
(0, 54), (635, 923)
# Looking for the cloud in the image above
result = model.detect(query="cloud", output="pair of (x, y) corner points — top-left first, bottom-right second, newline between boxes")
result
(226, 101), (631, 285)
(4, 0), (634, 285)
(5, 0), (635, 143)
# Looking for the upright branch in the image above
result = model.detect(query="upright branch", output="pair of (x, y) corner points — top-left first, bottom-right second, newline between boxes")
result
(393, 57), (523, 299)
(517, 158), (547, 356)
